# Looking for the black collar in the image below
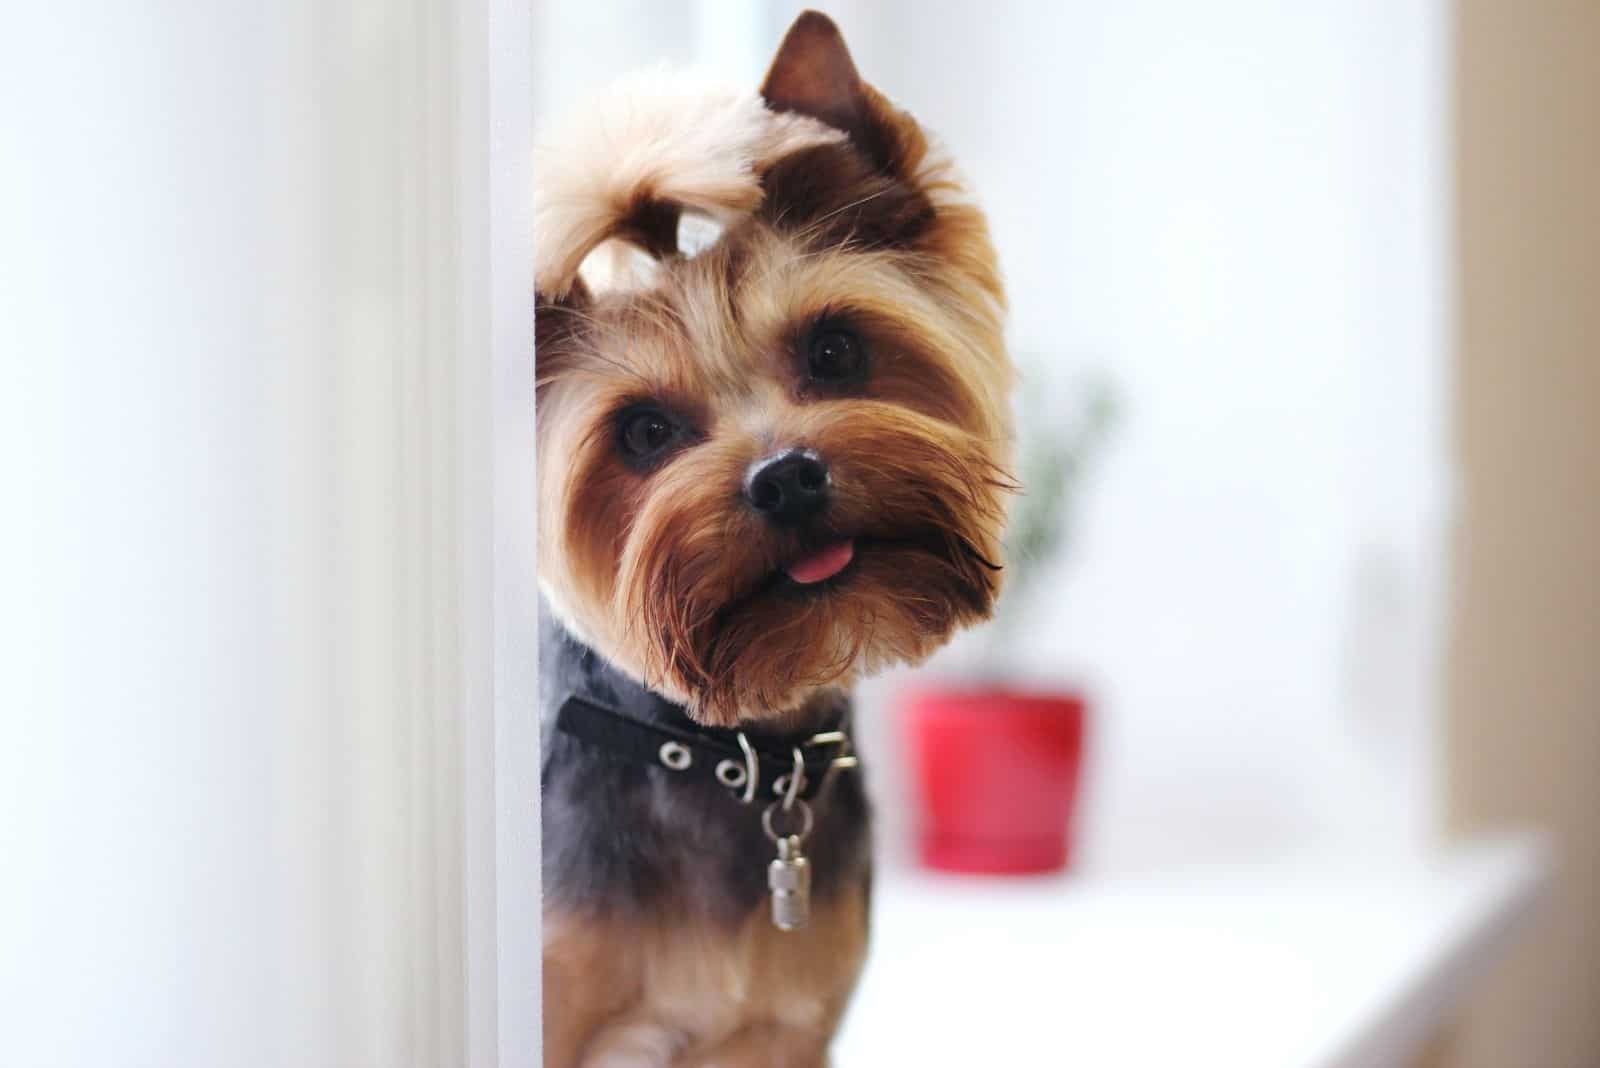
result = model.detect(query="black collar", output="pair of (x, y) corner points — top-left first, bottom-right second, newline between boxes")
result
(545, 616), (859, 806)
(553, 693), (856, 804)
(541, 607), (873, 924)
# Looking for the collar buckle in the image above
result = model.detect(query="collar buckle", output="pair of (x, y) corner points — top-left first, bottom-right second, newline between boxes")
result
(729, 727), (859, 806)
(804, 729), (859, 772)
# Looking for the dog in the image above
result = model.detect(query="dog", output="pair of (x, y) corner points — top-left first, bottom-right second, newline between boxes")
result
(536, 11), (1014, 1066)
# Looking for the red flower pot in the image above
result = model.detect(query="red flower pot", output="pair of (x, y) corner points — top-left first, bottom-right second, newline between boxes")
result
(903, 687), (1086, 874)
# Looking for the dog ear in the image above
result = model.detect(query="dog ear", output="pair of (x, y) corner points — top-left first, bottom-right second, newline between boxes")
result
(758, 13), (934, 249)
(761, 13), (867, 141)
(761, 11), (898, 173)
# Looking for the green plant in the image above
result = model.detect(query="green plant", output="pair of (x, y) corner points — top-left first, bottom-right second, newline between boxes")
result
(978, 370), (1118, 672)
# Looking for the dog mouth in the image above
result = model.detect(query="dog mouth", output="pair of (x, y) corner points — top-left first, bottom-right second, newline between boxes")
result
(770, 528), (1000, 595)
(783, 538), (856, 585)
(659, 523), (1003, 722)
(712, 526), (1002, 624)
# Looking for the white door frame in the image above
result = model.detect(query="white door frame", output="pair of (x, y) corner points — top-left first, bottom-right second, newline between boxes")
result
(461, 0), (540, 1064)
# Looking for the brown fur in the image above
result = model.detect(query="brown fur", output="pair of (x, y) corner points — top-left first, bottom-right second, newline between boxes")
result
(537, 24), (1013, 725)
(545, 886), (867, 1068)
(537, 11), (1013, 1064)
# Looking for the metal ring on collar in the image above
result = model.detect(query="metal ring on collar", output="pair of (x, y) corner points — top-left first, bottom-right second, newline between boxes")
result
(761, 797), (813, 843)
(734, 731), (758, 804)
(715, 757), (747, 789)
(780, 746), (805, 810)
(658, 740), (692, 771)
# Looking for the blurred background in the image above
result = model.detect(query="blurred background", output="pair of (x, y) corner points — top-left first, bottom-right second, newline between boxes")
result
(2, 1), (1594, 1065)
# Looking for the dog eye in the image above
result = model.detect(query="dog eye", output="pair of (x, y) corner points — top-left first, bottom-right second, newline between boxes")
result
(806, 326), (867, 383)
(618, 407), (679, 460)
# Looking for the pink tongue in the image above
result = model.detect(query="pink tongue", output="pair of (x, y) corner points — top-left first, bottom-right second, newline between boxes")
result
(785, 539), (855, 584)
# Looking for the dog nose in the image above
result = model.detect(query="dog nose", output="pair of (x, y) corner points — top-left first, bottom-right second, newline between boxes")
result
(745, 450), (830, 526)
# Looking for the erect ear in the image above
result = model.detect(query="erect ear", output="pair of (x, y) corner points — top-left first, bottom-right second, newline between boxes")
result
(761, 11), (896, 171)
(761, 12), (866, 137)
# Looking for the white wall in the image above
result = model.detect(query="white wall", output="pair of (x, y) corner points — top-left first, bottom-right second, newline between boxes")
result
(0, 2), (536, 1064)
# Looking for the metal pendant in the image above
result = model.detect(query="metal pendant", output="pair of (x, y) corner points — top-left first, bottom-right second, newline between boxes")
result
(767, 834), (812, 931)
(762, 797), (814, 932)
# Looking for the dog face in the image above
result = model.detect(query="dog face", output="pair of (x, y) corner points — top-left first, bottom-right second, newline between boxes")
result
(536, 13), (1014, 725)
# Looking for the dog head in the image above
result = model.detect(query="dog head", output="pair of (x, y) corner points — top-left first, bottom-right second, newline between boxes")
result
(536, 12), (1014, 725)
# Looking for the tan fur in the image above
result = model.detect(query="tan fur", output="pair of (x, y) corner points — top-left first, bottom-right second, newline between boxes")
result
(537, 11), (1013, 1065)
(535, 67), (844, 300)
(537, 105), (1016, 720)
(538, 219), (1013, 724)
(545, 889), (868, 1068)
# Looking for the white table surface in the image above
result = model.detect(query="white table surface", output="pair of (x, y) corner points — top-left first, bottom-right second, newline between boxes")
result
(835, 835), (1547, 1067)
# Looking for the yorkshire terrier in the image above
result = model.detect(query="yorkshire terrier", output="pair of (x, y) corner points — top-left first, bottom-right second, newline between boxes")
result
(536, 11), (1014, 1066)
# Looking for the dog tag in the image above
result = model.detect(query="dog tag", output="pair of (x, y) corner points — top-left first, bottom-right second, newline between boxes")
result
(767, 834), (811, 931)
